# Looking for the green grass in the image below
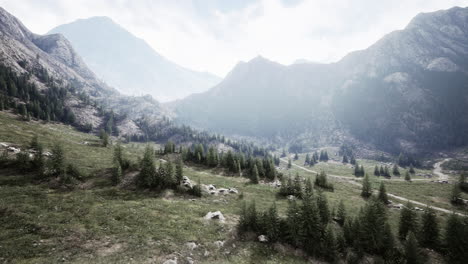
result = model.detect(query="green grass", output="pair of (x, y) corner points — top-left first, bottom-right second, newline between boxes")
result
(0, 112), (465, 263)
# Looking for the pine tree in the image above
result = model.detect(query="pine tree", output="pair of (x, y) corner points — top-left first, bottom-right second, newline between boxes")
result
(285, 199), (302, 246)
(288, 158), (292, 169)
(405, 170), (411, 181)
(342, 155), (349, 163)
(337, 200), (346, 226)
(304, 177), (314, 197)
(301, 196), (322, 256)
(404, 232), (422, 264)
(377, 181), (389, 204)
(102, 132), (109, 147)
(32, 143), (45, 178)
(374, 165), (380, 176)
(451, 184), (462, 205)
(112, 160), (122, 184)
(294, 152), (299, 160)
(30, 135), (39, 150)
(392, 164), (400, 176)
(50, 142), (65, 176)
(317, 191), (330, 224)
(380, 165), (385, 176)
(445, 213), (468, 263)
(398, 201), (418, 240)
(251, 164), (259, 184)
(138, 145), (157, 187)
(264, 203), (280, 242)
(175, 158), (183, 185)
(409, 163), (415, 174)
(305, 153), (311, 165)
(361, 174), (372, 198)
(322, 224), (337, 262)
(419, 206), (439, 249)
(350, 155), (356, 165)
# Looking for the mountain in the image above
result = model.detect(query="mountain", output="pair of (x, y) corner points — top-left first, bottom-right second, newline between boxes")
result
(48, 17), (221, 102)
(0, 6), (168, 136)
(174, 6), (468, 154)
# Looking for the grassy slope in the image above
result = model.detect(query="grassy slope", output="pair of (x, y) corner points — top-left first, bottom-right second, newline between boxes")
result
(0, 112), (465, 263)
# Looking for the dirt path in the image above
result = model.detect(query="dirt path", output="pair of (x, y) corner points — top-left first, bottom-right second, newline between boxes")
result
(433, 158), (451, 181)
(280, 158), (466, 217)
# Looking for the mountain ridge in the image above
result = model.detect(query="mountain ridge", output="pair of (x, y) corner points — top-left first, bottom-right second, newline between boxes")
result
(174, 6), (468, 155)
(48, 16), (221, 102)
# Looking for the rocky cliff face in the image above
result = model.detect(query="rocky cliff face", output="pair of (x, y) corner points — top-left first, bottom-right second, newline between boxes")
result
(0, 7), (166, 136)
(175, 6), (468, 154)
(48, 16), (221, 102)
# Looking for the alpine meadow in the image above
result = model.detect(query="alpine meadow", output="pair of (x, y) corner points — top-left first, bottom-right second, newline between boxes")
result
(0, 1), (467, 264)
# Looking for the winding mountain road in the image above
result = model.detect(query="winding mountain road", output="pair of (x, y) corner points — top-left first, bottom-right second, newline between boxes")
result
(280, 158), (466, 217)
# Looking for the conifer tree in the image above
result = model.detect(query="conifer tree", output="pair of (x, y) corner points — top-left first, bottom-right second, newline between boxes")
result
(322, 224), (337, 262)
(112, 160), (122, 184)
(264, 203), (280, 242)
(251, 164), (259, 184)
(361, 174), (372, 198)
(304, 177), (314, 197)
(342, 155), (349, 163)
(138, 145), (157, 187)
(294, 152), (299, 160)
(409, 163), (415, 174)
(419, 206), (439, 249)
(285, 199), (302, 246)
(317, 191), (330, 224)
(398, 201), (418, 240)
(301, 196), (322, 256)
(450, 184), (462, 204)
(445, 213), (468, 263)
(337, 200), (346, 226)
(377, 181), (389, 204)
(102, 132), (109, 147)
(288, 158), (292, 169)
(380, 165), (385, 176)
(405, 170), (411, 181)
(175, 158), (183, 185)
(305, 153), (311, 165)
(404, 232), (422, 264)
(50, 142), (65, 176)
(374, 165), (380, 176)
(392, 164), (400, 176)
(350, 155), (356, 165)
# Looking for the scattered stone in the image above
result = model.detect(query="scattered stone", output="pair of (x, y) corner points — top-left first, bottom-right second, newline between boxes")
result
(204, 250), (210, 257)
(258, 235), (268, 243)
(218, 188), (228, 194)
(389, 203), (405, 209)
(214, 240), (224, 249)
(204, 211), (225, 222)
(228, 188), (238, 194)
(43, 151), (52, 157)
(186, 257), (194, 264)
(163, 258), (177, 264)
(7, 146), (20, 153)
(0, 142), (9, 148)
(208, 184), (216, 190)
(185, 242), (198, 251)
(287, 195), (295, 201)
(414, 207), (424, 211)
(210, 191), (216, 195)
(189, 199), (196, 202)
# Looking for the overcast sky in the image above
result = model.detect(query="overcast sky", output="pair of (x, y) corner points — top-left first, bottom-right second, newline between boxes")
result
(0, 0), (467, 77)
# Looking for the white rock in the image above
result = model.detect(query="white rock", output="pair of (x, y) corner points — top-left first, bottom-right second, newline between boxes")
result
(214, 240), (224, 249)
(163, 258), (177, 264)
(204, 211), (225, 222)
(258, 235), (268, 242)
(228, 188), (238, 194)
(185, 242), (197, 251)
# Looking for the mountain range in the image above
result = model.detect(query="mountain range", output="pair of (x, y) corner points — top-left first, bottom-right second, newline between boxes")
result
(48, 17), (221, 102)
(173, 6), (468, 155)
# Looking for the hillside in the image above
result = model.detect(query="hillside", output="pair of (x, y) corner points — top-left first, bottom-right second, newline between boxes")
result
(49, 17), (221, 102)
(174, 6), (468, 155)
(1, 111), (466, 263)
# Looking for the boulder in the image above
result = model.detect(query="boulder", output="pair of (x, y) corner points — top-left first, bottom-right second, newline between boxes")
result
(185, 242), (198, 251)
(228, 188), (238, 194)
(204, 211), (225, 222)
(214, 240), (224, 249)
(7, 147), (20, 153)
(218, 188), (228, 194)
(208, 184), (216, 190)
(163, 258), (177, 264)
(258, 235), (268, 243)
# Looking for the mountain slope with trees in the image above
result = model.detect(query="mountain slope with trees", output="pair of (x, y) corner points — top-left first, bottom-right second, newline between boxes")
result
(174, 6), (468, 154)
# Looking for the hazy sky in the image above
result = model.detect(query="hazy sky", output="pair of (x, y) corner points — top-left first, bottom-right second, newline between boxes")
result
(1, 0), (467, 76)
